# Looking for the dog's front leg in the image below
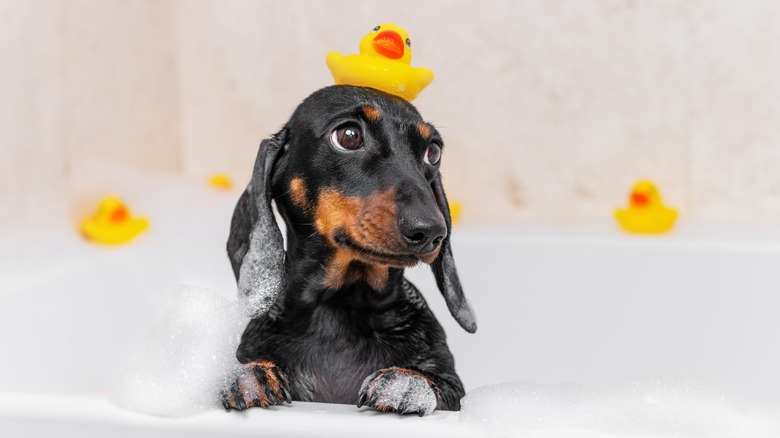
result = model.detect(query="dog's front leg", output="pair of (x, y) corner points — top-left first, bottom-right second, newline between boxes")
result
(357, 367), (443, 416)
(222, 360), (292, 410)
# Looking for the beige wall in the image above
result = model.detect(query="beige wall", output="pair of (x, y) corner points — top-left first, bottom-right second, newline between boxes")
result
(3, 0), (780, 233)
(1, 0), (181, 231)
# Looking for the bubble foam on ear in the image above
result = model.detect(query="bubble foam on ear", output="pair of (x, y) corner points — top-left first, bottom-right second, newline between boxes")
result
(460, 379), (780, 438)
(111, 285), (248, 417)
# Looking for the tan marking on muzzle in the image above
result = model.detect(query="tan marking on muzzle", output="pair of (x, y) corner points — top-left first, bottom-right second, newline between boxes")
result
(419, 247), (441, 264)
(314, 188), (363, 243)
(314, 187), (410, 290)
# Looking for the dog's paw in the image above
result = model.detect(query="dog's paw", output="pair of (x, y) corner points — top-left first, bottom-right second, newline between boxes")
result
(357, 367), (441, 416)
(222, 360), (292, 410)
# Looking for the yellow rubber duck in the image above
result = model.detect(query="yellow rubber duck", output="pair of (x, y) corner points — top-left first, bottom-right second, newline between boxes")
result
(326, 23), (434, 102)
(449, 201), (462, 225)
(80, 196), (149, 245)
(615, 180), (678, 234)
(209, 173), (233, 190)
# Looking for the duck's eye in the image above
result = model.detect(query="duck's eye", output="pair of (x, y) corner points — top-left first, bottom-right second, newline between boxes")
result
(405, 38), (411, 48)
(424, 143), (441, 165)
(373, 25), (381, 32)
(331, 125), (363, 151)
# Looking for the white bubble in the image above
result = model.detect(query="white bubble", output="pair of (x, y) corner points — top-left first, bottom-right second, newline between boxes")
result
(111, 285), (248, 417)
(460, 378), (780, 438)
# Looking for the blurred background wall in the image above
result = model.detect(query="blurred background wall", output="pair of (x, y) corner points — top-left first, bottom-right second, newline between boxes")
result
(2, 0), (780, 234)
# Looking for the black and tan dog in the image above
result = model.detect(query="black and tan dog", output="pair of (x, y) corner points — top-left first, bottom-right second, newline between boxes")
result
(222, 85), (476, 416)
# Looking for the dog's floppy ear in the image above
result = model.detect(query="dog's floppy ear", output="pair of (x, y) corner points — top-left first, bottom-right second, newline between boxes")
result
(230, 129), (287, 318)
(430, 175), (477, 333)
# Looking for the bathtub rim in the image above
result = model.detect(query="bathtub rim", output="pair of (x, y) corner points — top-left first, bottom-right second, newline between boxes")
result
(0, 390), (481, 438)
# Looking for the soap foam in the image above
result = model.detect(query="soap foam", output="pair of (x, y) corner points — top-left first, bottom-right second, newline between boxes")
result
(460, 378), (780, 438)
(111, 285), (248, 417)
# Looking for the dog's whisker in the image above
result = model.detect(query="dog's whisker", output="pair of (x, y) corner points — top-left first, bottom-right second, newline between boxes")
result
(275, 187), (293, 198)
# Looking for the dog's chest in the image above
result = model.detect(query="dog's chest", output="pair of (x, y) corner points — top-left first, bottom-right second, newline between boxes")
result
(282, 303), (403, 403)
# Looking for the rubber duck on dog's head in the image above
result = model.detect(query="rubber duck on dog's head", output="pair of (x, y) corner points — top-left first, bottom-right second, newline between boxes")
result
(326, 23), (434, 102)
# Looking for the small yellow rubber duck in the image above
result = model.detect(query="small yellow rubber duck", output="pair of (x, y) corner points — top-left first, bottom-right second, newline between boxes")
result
(449, 201), (462, 225)
(80, 196), (149, 245)
(615, 180), (678, 234)
(209, 173), (233, 190)
(326, 23), (434, 102)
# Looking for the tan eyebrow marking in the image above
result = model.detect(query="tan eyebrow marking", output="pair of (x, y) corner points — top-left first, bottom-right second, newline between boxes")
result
(361, 105), (381, 124)
(417, 123), (431, 140)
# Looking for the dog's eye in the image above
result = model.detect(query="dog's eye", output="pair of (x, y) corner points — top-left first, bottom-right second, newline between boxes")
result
(424, 143), (441, 165)
(331, 126), (364, 151)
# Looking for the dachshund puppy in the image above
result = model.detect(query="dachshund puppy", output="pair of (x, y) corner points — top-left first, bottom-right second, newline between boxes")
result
(222, 85), (476, 416)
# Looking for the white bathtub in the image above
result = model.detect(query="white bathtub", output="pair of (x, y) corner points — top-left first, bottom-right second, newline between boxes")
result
(1, 189), (779, 437)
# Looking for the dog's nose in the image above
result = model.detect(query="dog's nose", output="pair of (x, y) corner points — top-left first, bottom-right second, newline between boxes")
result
(399, 214), (446, 255)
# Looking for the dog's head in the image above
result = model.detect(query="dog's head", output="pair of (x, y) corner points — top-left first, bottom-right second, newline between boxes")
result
(243, 85), (476, 333)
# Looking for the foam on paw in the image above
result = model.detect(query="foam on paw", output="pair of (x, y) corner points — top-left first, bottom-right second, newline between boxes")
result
(357, 367), (440, 416)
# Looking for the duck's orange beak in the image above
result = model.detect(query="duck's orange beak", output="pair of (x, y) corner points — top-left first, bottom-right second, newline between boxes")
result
(372, 30), (404, 59)
(110, 205), (129, 223)
(630, 191), (649, 207)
